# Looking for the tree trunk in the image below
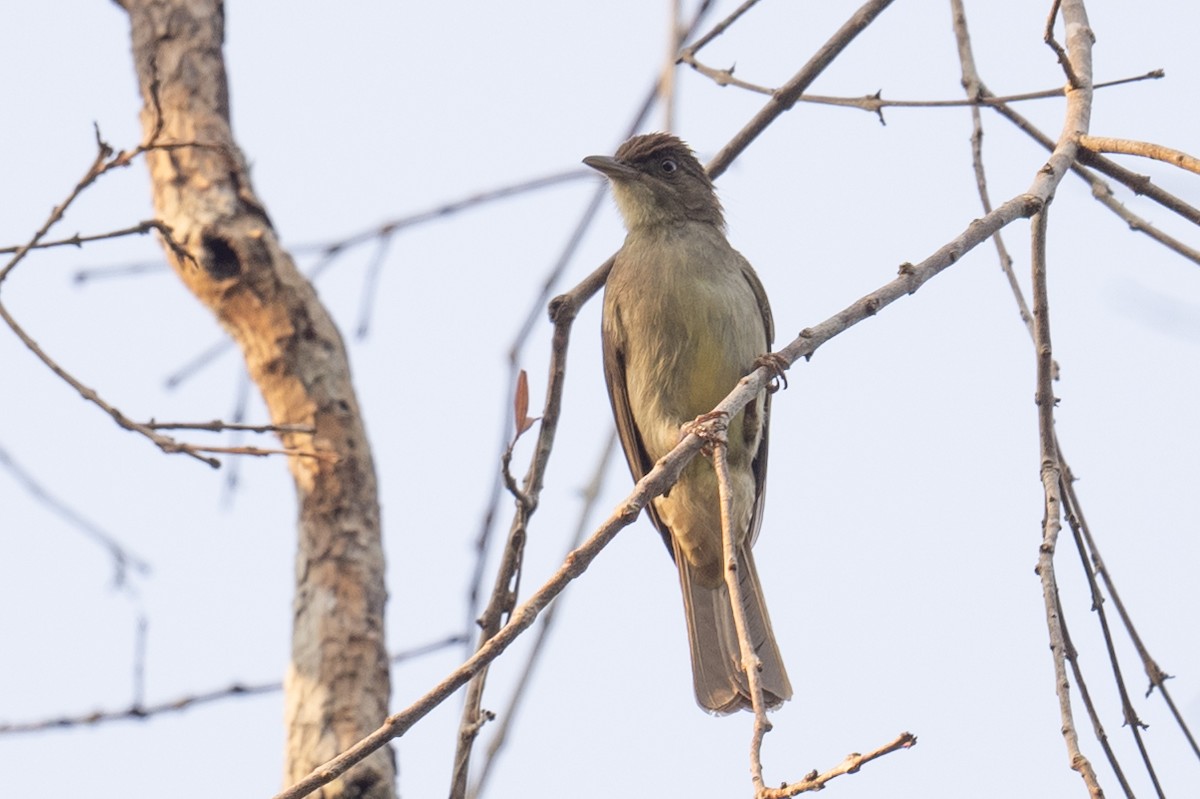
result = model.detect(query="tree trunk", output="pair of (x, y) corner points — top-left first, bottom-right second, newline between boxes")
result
(118, 2), (395, 796)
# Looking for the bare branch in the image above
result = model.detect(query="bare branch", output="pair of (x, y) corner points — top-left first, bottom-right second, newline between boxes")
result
(950, 0), (1043, 351)
(1059, 454), (1200, 760)
(1031, 206), (1104, 798)
(144, 420), (316, 434)
(467, 432), (617, 799)
(759, 732), (917, 798)
(1079, 134), (1200, 176)
(0, 300), (220, 467)
(678, 0), (763, 59)
(0, 635), (465, 735)
(0, 219), (173, 256)
(708, 0), (897, 178)
(1059, 468), (1161, 795)
(708, 414), (771, 793)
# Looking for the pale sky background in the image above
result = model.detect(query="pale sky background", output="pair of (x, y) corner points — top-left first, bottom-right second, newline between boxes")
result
(2, 2), (1198, 798)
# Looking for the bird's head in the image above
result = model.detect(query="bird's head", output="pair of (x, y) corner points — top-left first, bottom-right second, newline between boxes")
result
(584, 133), (724, 232)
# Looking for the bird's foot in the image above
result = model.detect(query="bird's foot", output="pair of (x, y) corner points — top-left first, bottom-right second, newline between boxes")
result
(680, 411), (728, 455)
(754, 352), (790, 393)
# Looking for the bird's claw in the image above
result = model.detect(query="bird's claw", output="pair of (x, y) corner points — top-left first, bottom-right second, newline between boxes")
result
(754, 353), (790, 393)
(681, 411), (729, 455)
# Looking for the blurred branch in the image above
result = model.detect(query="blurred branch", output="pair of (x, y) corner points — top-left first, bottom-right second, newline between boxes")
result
(219, 371), (253, 507)
(305, 168), (595, 281)
(950, 0), (1043, 356)
(0, 443), (151, 587)
(70, 170), (593, 286)
(0, 219), (175, 256)
(467, 431), (616, 799)
(1, 125), (141, 284)
(0, 683), (279, 735)
(683, 51), (1160, 114)
(144, 419), (316, 434)
(146, 168), (598, 393)
(0, 634), (465, 735)
(660, 0), (685, 131)
(680, 0), (763, 58)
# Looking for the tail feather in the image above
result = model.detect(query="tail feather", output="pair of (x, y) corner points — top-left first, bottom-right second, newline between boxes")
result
(676, 542), (792, 714)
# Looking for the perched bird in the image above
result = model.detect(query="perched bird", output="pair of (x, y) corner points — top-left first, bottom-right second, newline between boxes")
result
(584, 133), (791, 714)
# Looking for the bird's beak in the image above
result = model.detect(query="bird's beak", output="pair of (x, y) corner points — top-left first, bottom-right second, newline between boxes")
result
(583, 155), (639, 181)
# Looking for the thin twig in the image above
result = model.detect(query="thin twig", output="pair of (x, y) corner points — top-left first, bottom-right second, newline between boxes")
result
(707, 0), (897, 178)
(1079, 135), (1200, 176)
(144, 420), (316, 434)
(983, 94), (1200, 265)
(1044, 0), (1083, 89)
(70, 170), (592, 286)
(990, 101), (1200, 230)
(0, 126), (113, 284)
(678, 0), (763, 59)
(950, 0), (1043, 350)
(466, 432), (617, 799)
(0, 220), (174, 256)
(353, 232), (395, 339)
(0, 136), (225, 466)
(1056, 598), (1136, 798)
(661, 0), (683, 131)
(0, 444), (152, 586)
(1059, 455), (1200, 760)
(683, 56), (1159, 109)
(0, 301), (219, 467)
(188, 444), (333, 460)
(0, 634), (465, 735)
(219, 371), (253, 507)
(1030, 206), (1103, 798)
(759, 732), (918, 798)
(1059, 473), (1149, 797)
(710, 416), (771, 793)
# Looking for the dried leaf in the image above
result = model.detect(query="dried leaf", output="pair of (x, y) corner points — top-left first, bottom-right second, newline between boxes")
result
(514, 370), (533, 436)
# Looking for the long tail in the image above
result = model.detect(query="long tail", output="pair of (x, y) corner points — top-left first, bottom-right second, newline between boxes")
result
(676, 543), (792, 714)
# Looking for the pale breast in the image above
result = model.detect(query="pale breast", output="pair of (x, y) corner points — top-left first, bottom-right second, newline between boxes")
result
(605, 223), (767, 463)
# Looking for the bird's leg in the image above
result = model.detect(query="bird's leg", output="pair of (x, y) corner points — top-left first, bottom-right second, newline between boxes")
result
(754, 352), (790, 393)
(680, 410), (729, 456)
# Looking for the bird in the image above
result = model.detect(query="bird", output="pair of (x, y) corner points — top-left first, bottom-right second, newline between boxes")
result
(584, 132), (791, 714)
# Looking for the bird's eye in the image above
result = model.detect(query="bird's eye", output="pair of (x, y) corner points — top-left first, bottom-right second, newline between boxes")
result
(660, 159), (678, 174)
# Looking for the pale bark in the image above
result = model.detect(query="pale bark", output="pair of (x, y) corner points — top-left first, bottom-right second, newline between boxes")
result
(118, 2), (395, 796)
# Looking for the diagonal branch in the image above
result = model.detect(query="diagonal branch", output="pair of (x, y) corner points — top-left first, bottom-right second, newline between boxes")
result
(707, 0), (897, 178)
